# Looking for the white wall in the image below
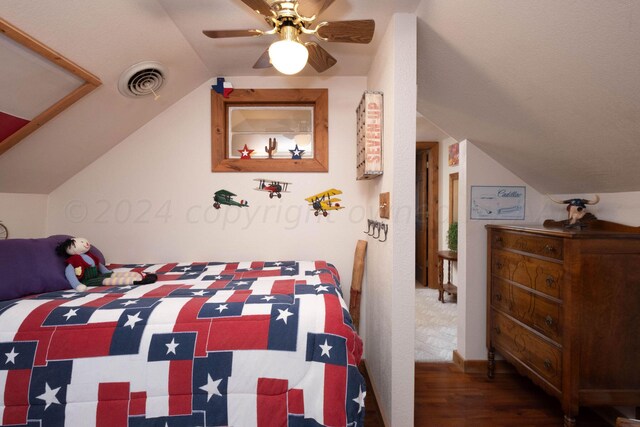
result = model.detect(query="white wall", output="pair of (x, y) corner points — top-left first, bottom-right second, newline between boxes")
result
(457, 140), (547, 359)
(0, 193), (48, 238)
(47, 76), (368, 299)
(362, 13), (417, 426)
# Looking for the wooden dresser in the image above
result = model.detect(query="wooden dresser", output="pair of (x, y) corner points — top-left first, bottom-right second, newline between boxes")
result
(486, 222), (640, 426)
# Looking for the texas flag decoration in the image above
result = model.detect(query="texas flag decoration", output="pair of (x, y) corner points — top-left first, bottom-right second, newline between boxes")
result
(212, 77), (234, 98)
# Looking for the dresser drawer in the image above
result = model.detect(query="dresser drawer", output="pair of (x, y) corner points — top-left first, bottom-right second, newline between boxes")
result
(491, 249), (563, 299)
(490, 277), (562, 343)
(491, 230), (563, 261)
(490, 310), (562, 390)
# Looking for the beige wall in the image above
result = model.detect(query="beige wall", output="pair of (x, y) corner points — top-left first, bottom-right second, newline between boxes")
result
(46, 76), (368, 297)
(362, 13), (417, 426)
(0, 193), (48, 238)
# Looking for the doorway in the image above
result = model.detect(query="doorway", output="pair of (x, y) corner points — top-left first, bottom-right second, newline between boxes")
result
(415, 141), (438, 288)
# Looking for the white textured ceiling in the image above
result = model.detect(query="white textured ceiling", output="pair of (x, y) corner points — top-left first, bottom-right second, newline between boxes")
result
(416, 0), (640, 193)
(1, 0), (639, 195)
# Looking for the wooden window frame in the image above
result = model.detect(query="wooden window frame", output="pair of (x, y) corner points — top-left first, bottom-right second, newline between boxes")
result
(0, 18), (101, 156)
(211, 88), (328, 172)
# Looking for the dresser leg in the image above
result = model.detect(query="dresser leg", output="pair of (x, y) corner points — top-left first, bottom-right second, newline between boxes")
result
(563, 414), (576, 427)
(487, 349), (495, 379)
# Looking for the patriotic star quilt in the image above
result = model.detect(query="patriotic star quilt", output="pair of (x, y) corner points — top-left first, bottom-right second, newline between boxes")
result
(0, 261), (365, 427)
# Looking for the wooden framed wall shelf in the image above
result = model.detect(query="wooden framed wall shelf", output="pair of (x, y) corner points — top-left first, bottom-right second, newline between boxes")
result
(211, 88), (328, 172)
(0, 18), (101, 156)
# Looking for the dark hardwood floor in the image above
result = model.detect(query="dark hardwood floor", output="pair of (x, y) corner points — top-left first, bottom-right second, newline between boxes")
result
(362, 362), (612, 427)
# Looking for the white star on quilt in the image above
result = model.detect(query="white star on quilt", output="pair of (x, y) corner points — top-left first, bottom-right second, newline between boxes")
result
(37, 382), (61, 410)
(122, 299), (138, 307)
(124, 312), (143, 329)
(61, 293), (78, 299)
(315, 285), (330, 293)
(165, 338), (179, 355)
(352, 386), (366, 413)
(319, 339), (333, 357)
(274, 262), (283, 266)
(236, 281), (249, 285)
(276, 308), (294, 324)
(215, 304), (228, 313)
(285, 267), (295, 271)
(192, 290), (207, 296)
(214, 275), (222, 280)
(5, 347), (18, 364)
(262, 295), (276, 302)
(62, 308), (78, 321)
(200, 374), (223, 402)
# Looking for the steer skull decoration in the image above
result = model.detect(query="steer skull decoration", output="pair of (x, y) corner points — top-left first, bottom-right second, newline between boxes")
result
(548, 195), (600, 228)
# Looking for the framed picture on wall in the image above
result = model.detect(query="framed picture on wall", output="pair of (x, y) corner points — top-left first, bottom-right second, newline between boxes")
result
(448, 143), (459, 166)
(470, 186), (526, 220)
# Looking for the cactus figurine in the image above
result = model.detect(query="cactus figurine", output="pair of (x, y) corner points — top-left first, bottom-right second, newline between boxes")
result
(265, 138), (277, 159)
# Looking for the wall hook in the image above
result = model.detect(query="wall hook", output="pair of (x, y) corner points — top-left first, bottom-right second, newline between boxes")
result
(379, 223), (389, 242)
(364, 219), (374, 235)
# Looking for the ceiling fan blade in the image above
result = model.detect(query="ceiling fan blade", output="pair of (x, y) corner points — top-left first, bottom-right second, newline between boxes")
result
(297, 0), (335, 18)
(305, 42), (337, 73)
(253, 48), (272, 69)
(203, 29), (263, 38)
(317, 19), (375, 44)
(239, 0), (273, 16)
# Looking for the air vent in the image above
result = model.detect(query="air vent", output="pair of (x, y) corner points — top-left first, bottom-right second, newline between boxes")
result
(118, 61), (167, 99)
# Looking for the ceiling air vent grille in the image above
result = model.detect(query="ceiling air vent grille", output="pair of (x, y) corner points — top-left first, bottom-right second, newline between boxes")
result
(118, 61), (167, 99)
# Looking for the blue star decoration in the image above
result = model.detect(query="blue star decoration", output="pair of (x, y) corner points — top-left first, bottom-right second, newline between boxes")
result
(289, 144), (305, 159)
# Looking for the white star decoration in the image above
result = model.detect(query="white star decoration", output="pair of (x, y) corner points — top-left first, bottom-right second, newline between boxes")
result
(61, 293), (78, 299)
(62, 308), (78, 321)
(262, 296), (276, 302)
(274, 262), (283, 266)
(122, 299), (138, 307)
(165, 338), (179, 355)
(124, 312), (143, 329)
(285, 267), (295, 271)
(214, 275), (222, 280)
(319, 339), (333, 357)
(276, 308), (294, 324)
(352, 386), (366, 413)
(37, 382), (61, 410)
(236, 281), (249, 285)
(215, 304), (228, 313)
(5, 347), (18, 364)
(315, 285), (329, 293)
(192, 290), (207, 296)
(200, 374), (222, 402)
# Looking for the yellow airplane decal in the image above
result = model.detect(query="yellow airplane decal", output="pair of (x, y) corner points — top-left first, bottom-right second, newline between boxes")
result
(305, 188), (344, 217)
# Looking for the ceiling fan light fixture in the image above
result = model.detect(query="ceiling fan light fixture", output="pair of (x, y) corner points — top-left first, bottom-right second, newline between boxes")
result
(268, 25), (308, 75)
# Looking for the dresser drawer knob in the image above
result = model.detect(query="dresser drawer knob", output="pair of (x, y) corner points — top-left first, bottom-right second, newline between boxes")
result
(544, 245), (556, 254)
(545, 276), (555, 288)
(544, 359), (553, 370)
(494, 326), (501, 335)
(496, 262), (503, 270)
(495, 236), (504, 245)
(545, 315), (554, 326)
(495, 293), (502, 302)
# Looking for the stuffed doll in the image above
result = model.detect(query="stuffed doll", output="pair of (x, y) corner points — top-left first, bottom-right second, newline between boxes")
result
(55, 237), (157, 291)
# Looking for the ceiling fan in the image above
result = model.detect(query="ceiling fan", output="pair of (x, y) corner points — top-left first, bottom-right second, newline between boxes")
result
(203, 0), (375, 75)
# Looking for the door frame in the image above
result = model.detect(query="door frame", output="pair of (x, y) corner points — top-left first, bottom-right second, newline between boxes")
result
(417, 141), (439, 289)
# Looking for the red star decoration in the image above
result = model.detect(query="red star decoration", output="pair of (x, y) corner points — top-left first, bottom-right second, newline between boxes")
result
(238, 144), (254, 159)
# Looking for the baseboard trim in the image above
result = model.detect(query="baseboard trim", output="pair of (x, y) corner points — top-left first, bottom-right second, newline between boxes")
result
(452, 350), (516, 374)
(360, 359), (387, 427)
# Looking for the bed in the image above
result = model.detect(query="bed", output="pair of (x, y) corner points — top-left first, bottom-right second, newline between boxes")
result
(0, 237), (365, 427)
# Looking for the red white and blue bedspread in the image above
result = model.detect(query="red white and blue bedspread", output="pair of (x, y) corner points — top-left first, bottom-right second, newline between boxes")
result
(0, 261), (365, 427)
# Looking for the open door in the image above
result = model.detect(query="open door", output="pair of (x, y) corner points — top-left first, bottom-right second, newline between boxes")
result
(416, 142), (439, 288)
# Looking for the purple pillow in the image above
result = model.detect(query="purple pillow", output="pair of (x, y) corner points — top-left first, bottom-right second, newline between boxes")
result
(0, 235), (106, 301)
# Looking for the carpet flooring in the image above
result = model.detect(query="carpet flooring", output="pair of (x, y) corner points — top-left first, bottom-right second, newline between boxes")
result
(415, 286), (457, 361)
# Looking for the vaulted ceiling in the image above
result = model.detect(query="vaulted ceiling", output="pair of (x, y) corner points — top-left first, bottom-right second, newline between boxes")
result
(1, 0), (638, 194)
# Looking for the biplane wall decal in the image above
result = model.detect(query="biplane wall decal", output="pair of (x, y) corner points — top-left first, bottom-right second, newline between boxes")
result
(213, 189), (249, 209)
(305, 188), (344, 217)
(254, 179), (291, 199)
